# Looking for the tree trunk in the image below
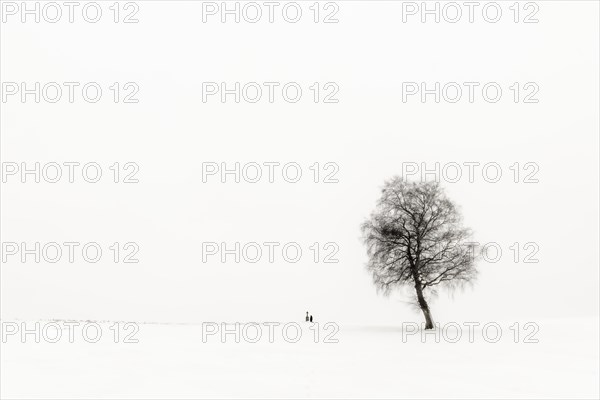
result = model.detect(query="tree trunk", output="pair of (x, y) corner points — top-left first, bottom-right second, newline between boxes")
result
(414, 282), (434, 330)
(420, 304), (434, 330)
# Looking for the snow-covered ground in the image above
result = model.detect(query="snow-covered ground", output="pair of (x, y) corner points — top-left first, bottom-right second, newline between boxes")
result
(1, 317), (598, 399)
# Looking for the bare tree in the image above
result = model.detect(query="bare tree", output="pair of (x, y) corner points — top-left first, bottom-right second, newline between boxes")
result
(362, 178), (477, 329)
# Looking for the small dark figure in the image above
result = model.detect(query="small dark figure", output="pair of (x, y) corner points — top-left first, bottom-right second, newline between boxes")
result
(309, 315), (313, 323)
(305, 312), (309, 322)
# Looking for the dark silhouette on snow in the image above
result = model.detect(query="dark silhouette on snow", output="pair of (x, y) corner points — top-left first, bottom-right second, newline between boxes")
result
(362, 179), (478, 329)
(309, 315), (313, 323)
(305, 311), (309, 322)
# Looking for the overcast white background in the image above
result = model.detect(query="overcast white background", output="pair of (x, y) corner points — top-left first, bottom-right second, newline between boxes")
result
(0, 1), (599, 398)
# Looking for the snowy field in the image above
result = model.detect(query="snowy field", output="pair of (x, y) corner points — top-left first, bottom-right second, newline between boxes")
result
(1, 317), (598, 399)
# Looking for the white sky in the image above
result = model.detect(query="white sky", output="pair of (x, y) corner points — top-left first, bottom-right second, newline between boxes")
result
(1, 1), (598, 326)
